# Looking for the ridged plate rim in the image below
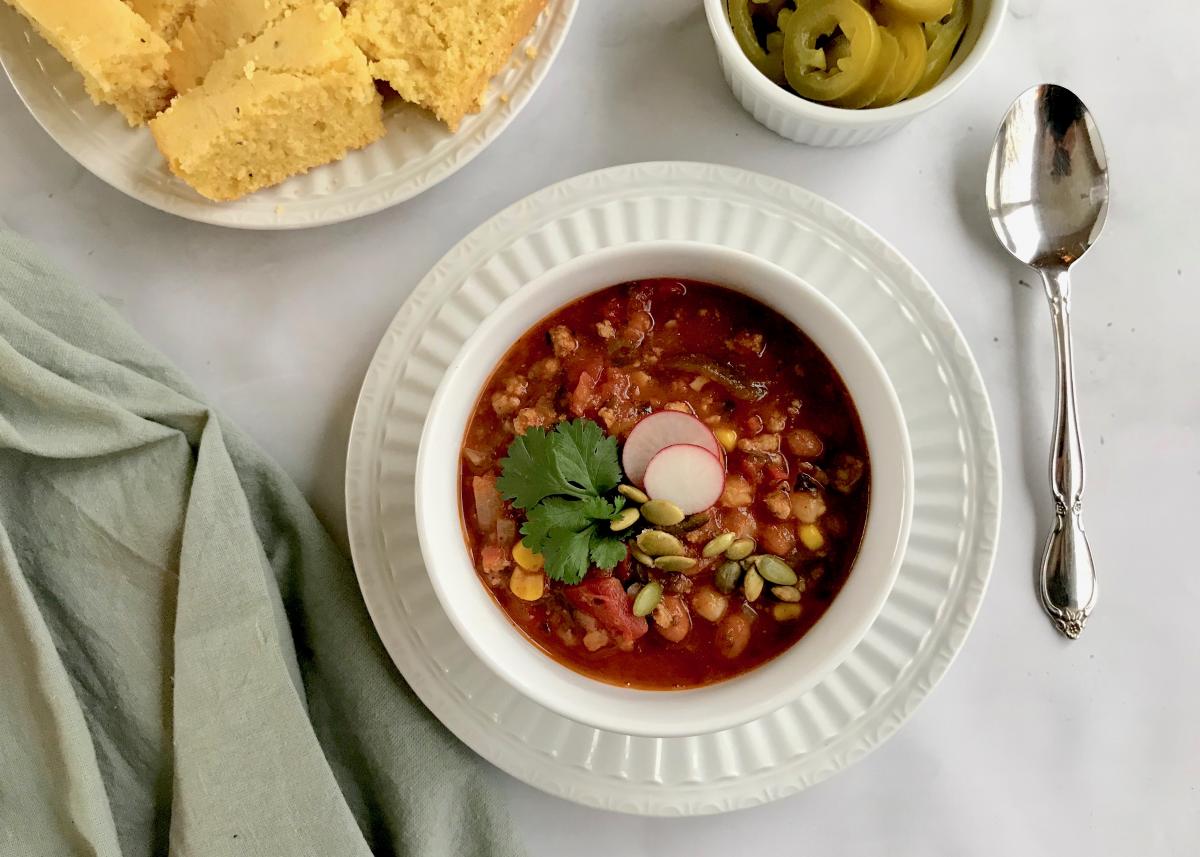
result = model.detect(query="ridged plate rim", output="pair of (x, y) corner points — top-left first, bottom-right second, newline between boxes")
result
(0, 0), (576, 230)
(344, 160), (1002, 815)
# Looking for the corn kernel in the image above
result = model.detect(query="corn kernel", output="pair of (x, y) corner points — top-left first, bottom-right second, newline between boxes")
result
(773, 602), (803, 621)
(798, 523), (825, 552)
(509, 567), (545, 601)
(512, 540), (544, 571)
(714, 427), (738, 453)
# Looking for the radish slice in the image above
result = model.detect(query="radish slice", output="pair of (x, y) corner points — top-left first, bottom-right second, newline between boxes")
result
(642, 444), (725, 515)
(622, 411), (721, 487)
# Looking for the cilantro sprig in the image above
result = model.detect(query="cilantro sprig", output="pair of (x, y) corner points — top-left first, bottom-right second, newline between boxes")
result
(496, 419), (630, 584)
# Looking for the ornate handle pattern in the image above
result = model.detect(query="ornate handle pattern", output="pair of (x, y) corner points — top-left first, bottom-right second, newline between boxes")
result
(1038, 268), (1098, 638)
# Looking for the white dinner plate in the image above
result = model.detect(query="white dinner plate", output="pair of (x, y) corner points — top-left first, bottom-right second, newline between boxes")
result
(0, 1), (576, 229)
(345, 161), (1002, 815)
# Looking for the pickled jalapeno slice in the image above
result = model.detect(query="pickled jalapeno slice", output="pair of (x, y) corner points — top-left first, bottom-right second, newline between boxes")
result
(869, 9), (927, 106)
(835, 28), (899, 108)
(728, 0), (785, 84)
(912, 0), (968, 96)
(879, 0), (953, 23)
(724, 0), (967, 108)
(782, 0), (882, 103)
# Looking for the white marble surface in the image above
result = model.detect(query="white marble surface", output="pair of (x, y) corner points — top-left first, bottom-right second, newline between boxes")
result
(2, 1), (1198, 854)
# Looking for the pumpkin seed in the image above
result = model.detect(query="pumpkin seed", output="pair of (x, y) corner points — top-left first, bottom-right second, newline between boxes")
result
(631, 548), (655, 567)
(753, 555), (798, 586)
(636, 529), (685, 557)
(743, 568), (764, 602)
(714, 561), (743, 594)
(724, 537), (756, 561)
(632, 581), (663, 617)
(609, 507), (640, 532)
(617, 484), (650, 504)
(654, 555), (698, 573)
(640, 499), (685, 526)
(701, 531), (736, 558)
(771, 585), (801, 602)
(673, 512), (711, 532)
(626, 582), (643, 598)
(773, 602), (803, 621)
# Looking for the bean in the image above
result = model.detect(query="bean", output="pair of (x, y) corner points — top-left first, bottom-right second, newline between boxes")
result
(714, 561), (744, 594)
(691, 585), (729, 623)
(636, 529), (685, 557)
(632, 581), (664, 617)
(725, 537), (756, 561)
(753, 555), (798, 586)
(641, 499), (685, 526)
(617, 484), (650, 504)
(652, 594), (691, 642)
(715, 613), (752, 659)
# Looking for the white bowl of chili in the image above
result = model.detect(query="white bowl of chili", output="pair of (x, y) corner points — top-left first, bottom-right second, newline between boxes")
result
(703, 0), (1007, 147)
(417, 241), (913, 737)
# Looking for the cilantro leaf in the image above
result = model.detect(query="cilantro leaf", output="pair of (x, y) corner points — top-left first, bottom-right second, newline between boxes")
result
(588, 535), (628, 571)
(497, 418), (631, 584)
(495, 426), (564, 510)
(540, 526), (595, 585)
(520, 497), (591, 553)
(551, 419), (622, 497)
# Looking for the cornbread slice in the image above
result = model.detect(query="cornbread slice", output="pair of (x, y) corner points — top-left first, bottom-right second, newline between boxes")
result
(167, 0), (309, 94)
(124, 0), (196, 41)
(149, 3), (385, 201)
(5, 0), (171, 125)
(344, 0), (546, 130)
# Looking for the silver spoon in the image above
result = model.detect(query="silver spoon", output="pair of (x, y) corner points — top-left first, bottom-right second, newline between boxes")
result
(985, 84), (1107, 639)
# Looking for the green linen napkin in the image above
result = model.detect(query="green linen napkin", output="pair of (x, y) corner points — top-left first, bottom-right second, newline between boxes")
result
(0, 230), (524, 857)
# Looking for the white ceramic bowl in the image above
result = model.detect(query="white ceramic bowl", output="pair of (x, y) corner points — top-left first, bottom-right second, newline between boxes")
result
(416, 241), (914, 737)
(702, 0), (1008, 147)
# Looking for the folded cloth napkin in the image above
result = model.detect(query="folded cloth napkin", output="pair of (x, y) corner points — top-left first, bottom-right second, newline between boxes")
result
(0, 231), (524, 857)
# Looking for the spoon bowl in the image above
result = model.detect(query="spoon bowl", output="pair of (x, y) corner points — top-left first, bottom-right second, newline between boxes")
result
(985, 84), (1107, 639)
(986, 85), (1110, 270)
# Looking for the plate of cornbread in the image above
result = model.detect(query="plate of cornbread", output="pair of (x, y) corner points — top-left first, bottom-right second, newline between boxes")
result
(0, 0), (575, 228)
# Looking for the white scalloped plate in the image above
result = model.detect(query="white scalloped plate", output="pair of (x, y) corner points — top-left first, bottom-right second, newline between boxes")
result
(345, 162), (1002, 815)
(0, 1), (575, 229)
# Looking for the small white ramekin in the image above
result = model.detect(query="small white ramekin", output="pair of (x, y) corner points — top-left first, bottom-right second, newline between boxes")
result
(702, 0), (1008, 147)
(416, 241), (914, 738)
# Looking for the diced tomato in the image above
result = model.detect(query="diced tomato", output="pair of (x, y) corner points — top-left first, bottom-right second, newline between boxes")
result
(563, 576), (648, 641)
(626, 282), (656, 314)
(570, 369), (602, 416)
(481, 544), (508, 573)
(565, 352), (604, 387)
(738, 454), (766, 485)
(765, 461), (790, 482)
(610, 554), (634, 582)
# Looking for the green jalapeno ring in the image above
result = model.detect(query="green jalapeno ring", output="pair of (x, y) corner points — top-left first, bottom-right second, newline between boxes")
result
(911, 0), (969, 96)
(727, 0), (786, 85)
(782, 0), (882, 104)
(869, 8), (928, 106)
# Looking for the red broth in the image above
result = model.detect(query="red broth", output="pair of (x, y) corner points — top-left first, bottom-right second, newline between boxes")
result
(459, 279), (869, 690)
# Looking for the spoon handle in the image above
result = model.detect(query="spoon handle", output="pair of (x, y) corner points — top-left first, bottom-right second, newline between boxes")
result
(1038, 268), (1098, 638)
